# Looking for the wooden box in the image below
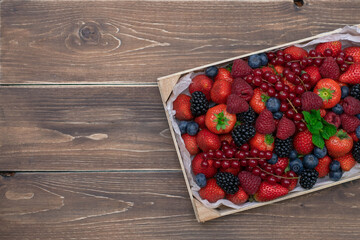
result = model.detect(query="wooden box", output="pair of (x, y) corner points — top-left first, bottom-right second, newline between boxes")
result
(157, 25), (360, 222)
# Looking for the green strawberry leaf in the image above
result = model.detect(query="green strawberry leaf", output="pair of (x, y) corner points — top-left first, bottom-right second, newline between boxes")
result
(261, 94), (270, 103)
(312, 133), (325, 149)
(226, 64), (233, 72)
(317, 88), (335, 102)
(284, 164), (290, 173)
(265, 134), (274, 145)
(214, 111), (229, 132)
(301, 70), (307, 75)
(235, 121), (242, 127)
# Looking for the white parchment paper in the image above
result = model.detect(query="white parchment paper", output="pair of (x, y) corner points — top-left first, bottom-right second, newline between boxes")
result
(166, 25), (360, 209)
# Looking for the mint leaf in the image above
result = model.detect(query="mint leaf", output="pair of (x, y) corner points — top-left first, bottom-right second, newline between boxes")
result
(312, 133), (325, 149)
(313, 121), (323, 130)
(321, 120), (337, 139)
(302, 111), (311, 123)
(311, 109), (321, 120)
(307, 124), (320, 135)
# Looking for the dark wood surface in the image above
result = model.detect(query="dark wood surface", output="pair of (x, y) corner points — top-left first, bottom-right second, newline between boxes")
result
(1, 0), (360, 239)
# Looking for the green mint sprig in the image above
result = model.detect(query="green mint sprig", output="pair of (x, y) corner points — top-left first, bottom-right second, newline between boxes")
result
(302, 110), (337, 149)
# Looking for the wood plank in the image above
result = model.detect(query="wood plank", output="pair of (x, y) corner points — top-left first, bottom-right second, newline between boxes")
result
(0, 86), (179, 171)
(2, 0), (360, 84)
(1, 172), (360, 239)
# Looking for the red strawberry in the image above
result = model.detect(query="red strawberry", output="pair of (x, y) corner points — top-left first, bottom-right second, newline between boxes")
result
(324, 111), (341, 128)
(283, 46), (308, 60)
(214, 68), (234, 83)
(276, 117), (296, 140)
(315, 155), (332, 178)
(192, 153), (217, 178)
(326, 129), (353, 158)
(173, 94), (194, 120)
(255, 109), (275, 134)
(194, 115), (206, 129)
(315, 41), (342, 57)
(189, 74), (213, 100)
(340, 114), (360, 133)
(250, 88), (269, 114)
(339, 63), (360, 84)
(196, 128), (221, 152)
(304, 66), (322, 87)
(249, 133), (274, 151)
(219, 133), (233, 144)
(182, 134), (199, 155)
(226, 94), (249, 114)
(199, 178), (225, 203)
(274, 65), (284, 75)
(231, 59), (253, 78)
(314, 78), (341, 109)
(319, 57), (340, 80)
(301, 91), (323, 111)
(226, 187), (249, 205)
(320, 109), (327, 118)
(238, 171), (261, 195)
(335, 153), (356, 171)
(349, 132), (359, 142)
(254, 182), (289, 202)
(205, 104), (236, 134)
(344, 46), (360, 63)
(210, 79), (232, 104)
(293, 130), (314, 155)
(261, 66), (274, 74)
(342, 96), (360, 115)
(272, 157), (289, 172)
(231, 78), (254, 101)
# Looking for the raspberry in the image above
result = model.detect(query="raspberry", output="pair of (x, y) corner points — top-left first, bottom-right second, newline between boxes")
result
(301, 91), (323, 111)
(238, 171), (261, 195)
(231, 59), (253, 78)
(226, 94), (249, 114)
(324, 111), (341, 128)
(342, 96), (360, 116)
(255, 109), (275, 134)
(340, 114), (360, 132)
(231, 78), (254, 101)
(276, 117), (296, 140)
(319, 57), (340, 80)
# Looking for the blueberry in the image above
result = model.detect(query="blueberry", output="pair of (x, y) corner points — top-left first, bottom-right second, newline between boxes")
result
(209, 101), (217, 108)
(356, 126), (360, 139)
(273, 111), (283, 120)
(332, 104), (343, 115)
(267, 153), (278, 164)
(205, 66), (218, 79)
(329, 170), (343, 181)
(341, 86), (350, 99)
(290, 158), (303, 174)
(313, 146), (327, 159)
(195, 173), (207, 188)
(186, 122), (199, 136)
(259, 53), (268, 66)
(289, 150), (298, 160)
(179, 121), (188, 134)
(248, 54), (262, 68)
(266, 97), (281, 113)
(303, 154), (319, 169)
(329, 160), (341, 172)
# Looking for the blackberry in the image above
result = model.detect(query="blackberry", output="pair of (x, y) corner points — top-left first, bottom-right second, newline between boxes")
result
(299, 169), (319, 189)
(350, 84), (360, 101)
(353, 141), (360, 163)
(274, 137), (293, 157)
(236, 107), (256, 124)
(190, 91), (209, 117)
(215, 172), (239, 194)
(231, 123), (256, 147)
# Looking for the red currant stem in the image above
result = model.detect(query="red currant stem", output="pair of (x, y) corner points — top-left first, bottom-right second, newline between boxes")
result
(297, 77), (307, 91)
(210, 157), (265, 161)
(345, 61), (354, 65)
(258, 167), (299, 179)
(308, 57), (325, 59)
(288, 60), (300, 63)
(261, 78), (274, 86)
(286, 98), (306, 123)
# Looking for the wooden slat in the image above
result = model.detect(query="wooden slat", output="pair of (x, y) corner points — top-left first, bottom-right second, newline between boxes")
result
(2, 0), (360, 84)
(1, 172), (360, 239)
(0, 86), (179, 171)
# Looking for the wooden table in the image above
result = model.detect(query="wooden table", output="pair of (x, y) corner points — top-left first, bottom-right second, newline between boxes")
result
(1, 0), (360, 239)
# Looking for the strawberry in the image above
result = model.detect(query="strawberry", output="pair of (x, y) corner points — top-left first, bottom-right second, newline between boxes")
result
(255, 109), (275, 134)
(205, 104), (236, 134)
(219, 133), (233, 144)
(282, 77), (296, 92)
(214, 68), (234, 83)
(238, 171), (261, 195)
(294, 130), (314, 155)
(182, 133), (199, 155)
(194, 115), (206, 129)
(283, 46), (308, 60)
(325, 129), (353, 158)
(261, 66), (274, 74)
(196, 128), (221, 152)
(320, 109), (327, 118)
(340, 114), (360, 133)
(324, 111), (341, 128)
(220, 167), (241, 176)
(314, 78), (341, 109)
(192, 153), (217, 178)
(301, 91), (323, 111)
(349, 131), (359, 142)
(344, 46), (360, 63)
(272, 157), (289, 172)
(189, 74), (213, 100)
(231, 78), (254, 101)
(319, 57), (340, 80)
(304, 66), (322, 87)
(249, 133), (274, 151)
(250, 88), (270, 114)
(226, 187), (249, 205)
(315, 41), (342, 57)
(276, 117), (296, 140)
(274, 65), (284, 75)
(199, 178), (225, 203)
(339, 63), (360, 84)
(342, 96), (360, 115)
(315, 155), (332, 178)
(335, 153), (356, 171)
(231, 59), (253, 78)
(226, 94), (249, 114)
(173, 94), (194, 120)
(210, 79), (232, 104)
(254, 182), (289, 202)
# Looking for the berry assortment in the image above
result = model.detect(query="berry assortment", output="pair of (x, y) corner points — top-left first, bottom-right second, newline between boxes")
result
(173, 41), (360, 205)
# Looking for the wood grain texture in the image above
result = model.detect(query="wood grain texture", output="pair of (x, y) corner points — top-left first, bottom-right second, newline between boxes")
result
(2, 0), (360, 84)
(0, 86), (179, 171)
(1, 172), (360, 240)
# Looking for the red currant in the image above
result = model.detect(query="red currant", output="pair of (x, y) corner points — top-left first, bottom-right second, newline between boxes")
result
(293, 68), (301, 76)
(221, 160), (230, 169)
(276, 57), (285, 65)
(215, 150), (223, 158)
(260, 172), (268, 180)
(240, 159), (248, 167)
(323, 48), (333, 57)
(253, 76), (262, 86)
(231, 160), (240, 168)
(268, 87), (276, 97)
(252, 167), (261, 176)
(340, 63), (349, 72)
(288, 92), (296, 100)
(300, 59), (308, 68)
(296, 121), (306, 131)
(250, 148), (259, 157)
(248, 159), (258, 167)
(201, 160), (209, 168)
(345, 55), (354, 62)
(286, 109), (295, 119)
(285, 61), (293, 68)
(260, 83), (269, 92)
(225, 149), (234, 158)
(336, 56), (345, 65)
(301, 73), (310, 83)
(276, 50), (284, 57)
(309, 50), (316, 57)
(258, 158), (266, 166)
(293, 113), (303, 121)
(280, 102), (289, 112)
(295, 85), (305, 95)
(258, 151), (266, 159)
(267, 52), (276, 60)
(235, 151), (246, 160)
(208, 151), (215, 158)
(307, 58), (313, 65)
(267, 176), (277, 185)
(214, 160), (221, 168)
(314, 58), (323, 67)
(279, 91), (289, 101)
(281, 178), (291, 188)
(288, 171), (297, 178)
(274, 167), (283, 176)
(265, 151), (273, 160)
(283, 85), (290, 93)
(268, 75), (277, 84)
(338, 51), (345, 58)
(293, 97), (302, 107)
(241, 144), (249, 152)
